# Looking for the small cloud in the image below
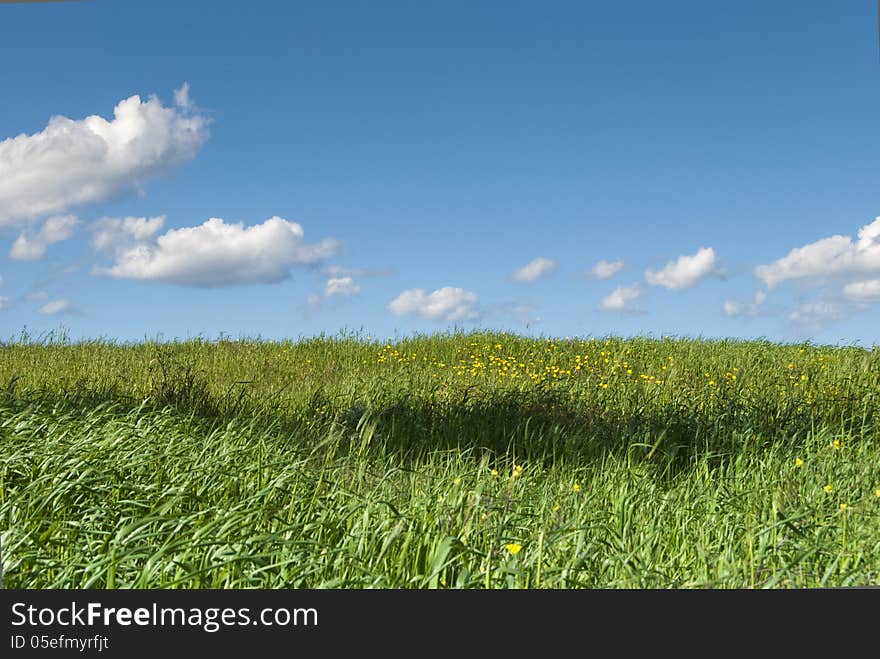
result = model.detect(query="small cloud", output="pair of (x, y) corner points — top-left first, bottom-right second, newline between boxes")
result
(645, 247), (721, 290)
(510, 257), (558, 283)
(0, 296), (9, 310)
(598, 283), (643, 313)
(37, 299), (73, 315)
(388, 286), (479, 322)
(325, 276), (361, 297)
(589, 258), (624, 280)
(9, 215), (78, 261)
(174, 82), (193, 110)
(723, 289), (768, 318)
(788, 300), (849, 326)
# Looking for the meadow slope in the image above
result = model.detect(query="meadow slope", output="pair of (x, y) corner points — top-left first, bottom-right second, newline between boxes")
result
(1, 331), (879, 587)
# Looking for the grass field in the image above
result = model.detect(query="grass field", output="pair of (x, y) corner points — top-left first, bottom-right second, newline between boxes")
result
(1, 330), (879, 588)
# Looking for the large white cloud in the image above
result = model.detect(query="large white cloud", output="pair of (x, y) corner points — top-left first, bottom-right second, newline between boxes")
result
(645, 247), (720, 290)
(589, 258), (624, 280)
(388, 287), (479, 321)
(96, 216), (338, 287)
(755, 217), (880, 288)
(0, 86), (208, 227)
(598, 283), (643, 312)
(9, 215), (78, 261)
(510, 257), (557, 282)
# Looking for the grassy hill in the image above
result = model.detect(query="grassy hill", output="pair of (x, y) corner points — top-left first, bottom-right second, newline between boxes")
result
(2, 331), (879, 587)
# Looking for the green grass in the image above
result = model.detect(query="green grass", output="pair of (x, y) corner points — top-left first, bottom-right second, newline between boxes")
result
(1, 330), (879, 587)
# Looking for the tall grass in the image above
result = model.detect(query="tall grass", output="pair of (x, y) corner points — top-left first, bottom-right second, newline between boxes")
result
(1, 331), (878, 587)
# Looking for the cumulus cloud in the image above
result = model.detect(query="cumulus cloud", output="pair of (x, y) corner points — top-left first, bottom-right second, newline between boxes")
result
(0, 86), (209, 227)
(92, 215), (165, 255)
(598, 283), (643, 313)
(10, 215), (78, 261)
(95, 216), (338, 287)
(645, 247), (721, 290)
(842, 279), (880, 303)
(388, 287), (479, 322)
(0, 297), (9, 310)
(325, 276), (360, 297)
(755, 217), (880, 289)
(37, 299), (73, 315)
(589, 258), (624, 280)
(510, 257), (558, 283)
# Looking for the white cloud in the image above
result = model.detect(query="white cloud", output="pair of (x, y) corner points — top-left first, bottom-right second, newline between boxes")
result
(0, 86), (209, 227)
(843, 279), (880, 303)
(590, 258), (624, 280)
(755, 217), (880, 288)
(325, 276), (360, 297)
(645, 247), (721, 290)
(173, 82), (193, 110)
(788, 301), (848, 325)
(92, 215), (165, 254)
(388, 287), (479, 322)
(9, 214), (78, 261)
(722, 289), (768, 318)
(722, 299), (744, 317)
(598, 283), (643, 312)
(25, 290), (49, 302)
(95, 216), (338, 287)
(38, 299), (73, 315)
(510, 257), (558, 283)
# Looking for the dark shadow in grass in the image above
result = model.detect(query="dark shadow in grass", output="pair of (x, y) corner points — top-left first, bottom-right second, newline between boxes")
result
(3, 372), (872, 482)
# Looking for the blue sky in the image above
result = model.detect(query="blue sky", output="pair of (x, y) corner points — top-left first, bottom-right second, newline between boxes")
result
(1, 0), (880, 345)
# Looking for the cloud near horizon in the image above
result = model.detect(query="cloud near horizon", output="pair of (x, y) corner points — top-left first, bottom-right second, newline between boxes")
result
(0, 85), (208, 228)
(388, 287), (479, 322)
(755, 217), (880, 289)
(598, 283), (643, 312)
(95, 216), (338, 287)
(37, 299), (73, 315)
(645, 247), (720, 290)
